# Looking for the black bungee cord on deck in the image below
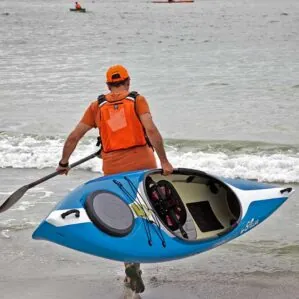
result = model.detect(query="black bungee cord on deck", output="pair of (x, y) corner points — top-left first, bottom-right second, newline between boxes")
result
(113, 179), (153, 246)
(113, 177), (166, 248)
(124, 176), (166, 248)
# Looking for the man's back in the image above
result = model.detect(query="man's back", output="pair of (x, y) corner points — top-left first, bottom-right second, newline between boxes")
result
(80, 90), (157, 175)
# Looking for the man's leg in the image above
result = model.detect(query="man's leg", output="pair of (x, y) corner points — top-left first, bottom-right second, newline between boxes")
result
(124, 263), (145, 294)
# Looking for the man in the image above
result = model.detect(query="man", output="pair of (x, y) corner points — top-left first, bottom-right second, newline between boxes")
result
(57, 65), (173, 298)
(75, 2), (82, 10)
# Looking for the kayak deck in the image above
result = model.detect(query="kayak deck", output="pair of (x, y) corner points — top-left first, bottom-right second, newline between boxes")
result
(69, 8), (86, 13)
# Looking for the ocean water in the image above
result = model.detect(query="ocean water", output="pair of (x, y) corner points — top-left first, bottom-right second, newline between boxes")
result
(0, 0), (298, 298)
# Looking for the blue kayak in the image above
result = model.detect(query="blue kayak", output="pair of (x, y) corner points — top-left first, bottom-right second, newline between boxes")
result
(32, 168), (294, 263)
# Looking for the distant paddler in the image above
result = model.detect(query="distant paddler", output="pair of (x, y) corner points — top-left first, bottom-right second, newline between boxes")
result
(75, 2), (82, 10)
(69, 2), (86, 13)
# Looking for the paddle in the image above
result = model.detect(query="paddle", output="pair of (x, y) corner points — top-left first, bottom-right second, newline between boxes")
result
(0, 150), (101, 213)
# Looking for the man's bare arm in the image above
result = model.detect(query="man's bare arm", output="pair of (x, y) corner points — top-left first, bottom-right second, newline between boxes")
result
(59, 122), (92, 164)
(140, 113), (173, 175)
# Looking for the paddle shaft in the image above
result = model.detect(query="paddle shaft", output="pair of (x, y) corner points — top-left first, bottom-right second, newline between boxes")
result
(27, 151), (100, 189)
(0, 150), (101, 213)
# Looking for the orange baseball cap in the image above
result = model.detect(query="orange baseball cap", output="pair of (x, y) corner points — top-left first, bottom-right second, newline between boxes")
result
(106, 65), (130, 83)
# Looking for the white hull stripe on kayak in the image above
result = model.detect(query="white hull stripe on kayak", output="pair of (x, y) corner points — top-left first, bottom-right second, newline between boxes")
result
(228, 185), (292, 215)
(46, 208), (91, 227)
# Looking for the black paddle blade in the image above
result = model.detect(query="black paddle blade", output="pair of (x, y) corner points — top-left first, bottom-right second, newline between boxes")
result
(0, 185), (29, 213)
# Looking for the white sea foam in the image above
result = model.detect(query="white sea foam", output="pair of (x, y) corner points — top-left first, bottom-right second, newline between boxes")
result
(0, 218), (38, 237)
(167, 150), (299, 183)
(0, 133), (298, 183)
(12, 201), (35, 211)
(28, 187), (54, 199)
(1, 230), (11, 239)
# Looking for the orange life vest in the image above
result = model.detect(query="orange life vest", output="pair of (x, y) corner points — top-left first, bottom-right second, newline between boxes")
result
(97, 91), (150, 153)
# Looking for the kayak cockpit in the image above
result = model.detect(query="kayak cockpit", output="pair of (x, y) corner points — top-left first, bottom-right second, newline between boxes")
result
(144, 168), (241, 241)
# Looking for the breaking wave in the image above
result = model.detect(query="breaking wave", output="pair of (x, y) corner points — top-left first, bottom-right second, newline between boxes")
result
(0, 131), (298, 183)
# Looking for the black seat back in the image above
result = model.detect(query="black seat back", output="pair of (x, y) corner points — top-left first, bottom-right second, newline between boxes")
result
(146, 178), (187, 231)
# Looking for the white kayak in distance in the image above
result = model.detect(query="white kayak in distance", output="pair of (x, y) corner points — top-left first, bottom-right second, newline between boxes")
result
(32, 168), (294, 263)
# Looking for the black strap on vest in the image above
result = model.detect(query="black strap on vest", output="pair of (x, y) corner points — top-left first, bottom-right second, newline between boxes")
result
(96, 91), (153, 152)
(97, 94), (106, 105)
(127, 91), (139, 100)
(96, 95), (106, 152)
(97, 91), (139, 105)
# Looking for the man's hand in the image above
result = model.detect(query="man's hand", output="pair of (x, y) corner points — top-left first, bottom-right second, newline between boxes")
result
(56, 165), (70, 175)
(56, 163), (70, 175)
(161, 160), (174, 176)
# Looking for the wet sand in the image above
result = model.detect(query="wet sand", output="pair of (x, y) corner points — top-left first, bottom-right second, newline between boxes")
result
(1, 254), (298, 299)
(1, 228), (298, 299)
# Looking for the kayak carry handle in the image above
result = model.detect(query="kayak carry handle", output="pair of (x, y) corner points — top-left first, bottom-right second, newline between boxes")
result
(61, 209), (80, 219)
(280, 187), (292, 194)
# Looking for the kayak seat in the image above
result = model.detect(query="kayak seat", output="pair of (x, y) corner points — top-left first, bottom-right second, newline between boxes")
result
(146, 178), (187, 232)
(85, 191), (134, 237)
(186, 201), (224, 232)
